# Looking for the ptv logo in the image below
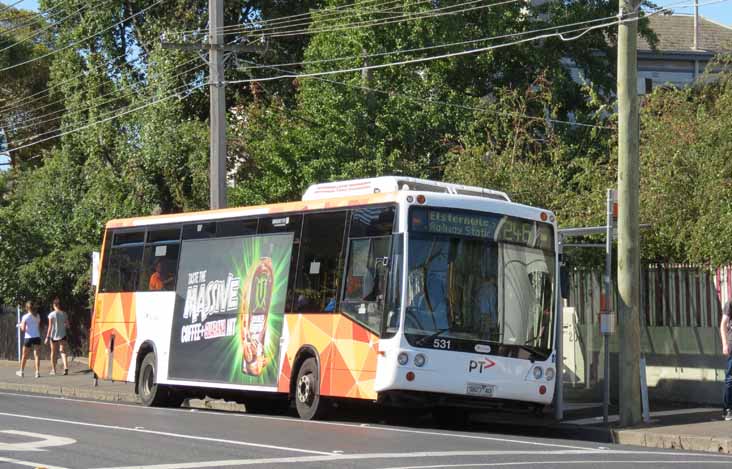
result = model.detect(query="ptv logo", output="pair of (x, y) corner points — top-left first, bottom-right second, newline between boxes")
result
(468, 357), (496, 373)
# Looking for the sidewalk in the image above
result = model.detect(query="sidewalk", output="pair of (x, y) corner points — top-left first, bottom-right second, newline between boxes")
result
(0, 359), (730, 454)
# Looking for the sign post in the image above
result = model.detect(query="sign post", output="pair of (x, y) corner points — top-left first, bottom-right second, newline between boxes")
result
(602, 189), (617, 424)
(16, 304), (21, 362)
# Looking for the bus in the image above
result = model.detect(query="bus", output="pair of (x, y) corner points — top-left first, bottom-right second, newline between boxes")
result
(89, 176), (559, 421)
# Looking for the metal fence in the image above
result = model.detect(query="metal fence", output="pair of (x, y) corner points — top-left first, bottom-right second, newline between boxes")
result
(568, 264), (727, 328)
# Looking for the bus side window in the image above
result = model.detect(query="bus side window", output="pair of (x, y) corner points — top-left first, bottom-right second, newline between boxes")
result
(341, 236), (391, 333)
(101, 230), (145, 293)
(294, 211), (347, 313)
(140, 227), (181, 292)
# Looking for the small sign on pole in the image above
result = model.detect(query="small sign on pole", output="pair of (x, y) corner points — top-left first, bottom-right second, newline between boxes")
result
(91, 251), (100, 287)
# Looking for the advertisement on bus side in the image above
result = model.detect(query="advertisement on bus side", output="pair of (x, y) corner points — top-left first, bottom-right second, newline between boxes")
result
(168, 233), (294, 386)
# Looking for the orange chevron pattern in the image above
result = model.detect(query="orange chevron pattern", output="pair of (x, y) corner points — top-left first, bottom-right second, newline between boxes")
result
(89, 293), (137, 381)
(278, 313), (379, 400)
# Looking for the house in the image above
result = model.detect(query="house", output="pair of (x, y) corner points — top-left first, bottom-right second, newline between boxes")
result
(638, 14), (732, 94)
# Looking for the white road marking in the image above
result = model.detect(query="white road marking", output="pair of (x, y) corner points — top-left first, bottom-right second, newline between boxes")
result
(0, 430), (76, 452)
(91, 450), (732, 469)
(0, 391), (598, 451)
(381, 461), (732, 469)
(0, 455), (69, 469)
(0, 411), (330, 456)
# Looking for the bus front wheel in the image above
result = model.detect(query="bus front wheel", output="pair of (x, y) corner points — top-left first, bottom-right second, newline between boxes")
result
(138, 353), (183, 408)
(295, 358), (327, 420)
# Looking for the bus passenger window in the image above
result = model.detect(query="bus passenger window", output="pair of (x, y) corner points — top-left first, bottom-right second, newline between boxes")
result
(100, 230), (145, 293)
(140, 227), (181, 292)
(341, 236), (392, 332)
(294, 212), (347, 312)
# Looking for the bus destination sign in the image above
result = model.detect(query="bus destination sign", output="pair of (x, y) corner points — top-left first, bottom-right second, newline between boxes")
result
(411, 207), (554, 251)
(423, 210), (500, 239)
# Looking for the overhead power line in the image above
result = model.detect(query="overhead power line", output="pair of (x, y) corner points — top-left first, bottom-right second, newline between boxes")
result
(220, 0), (487, 37)
(5, 58), (206, 133)
(0, 0), (109, 54)
(225, 0), (520, 40)
(0, 0), (26, 16)
(234, 13), (623, 75)
(0, 0), (67, 35)
(0, 0), (165, 73)
(6, 80), (206, 154)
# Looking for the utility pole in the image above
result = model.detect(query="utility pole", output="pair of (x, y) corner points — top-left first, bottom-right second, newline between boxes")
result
(616, 0), (642, 427)
(209, 0), (226, 209)
(163, 0), (264, 210)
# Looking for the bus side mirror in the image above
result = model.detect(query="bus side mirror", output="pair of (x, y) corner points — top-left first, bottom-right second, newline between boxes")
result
(560, 266), (570, 300)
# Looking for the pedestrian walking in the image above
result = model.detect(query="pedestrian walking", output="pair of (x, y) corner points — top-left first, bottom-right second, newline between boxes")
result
(721, 300), (732, 421)
(17, 300), (41, 378)
(45, 297), (70, 376)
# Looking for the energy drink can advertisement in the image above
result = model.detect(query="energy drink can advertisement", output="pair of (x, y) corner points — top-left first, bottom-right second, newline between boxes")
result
(168, 233), (293, 386)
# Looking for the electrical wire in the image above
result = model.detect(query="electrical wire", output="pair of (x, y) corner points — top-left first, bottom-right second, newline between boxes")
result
(0, 0), (109, 54)
(226, 0), (520, 40)
(220, 0), (472, 37)
(0, 0), (26, 16)
(5, 58), (206, 133)
(176, 0), (405, 35)
(0, 0), (67, 35)
(6, 79), (206, 153)
(223, 20), (632, 87)
(0, 0), (166, 73)
(234, 13), (624, 75)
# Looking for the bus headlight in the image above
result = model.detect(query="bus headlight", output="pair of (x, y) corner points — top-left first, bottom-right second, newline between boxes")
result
(398, 352), (409, 366)
(414, 353), (426, 367)
(545, 368), (555, 381)
(532, 366), (543, 380)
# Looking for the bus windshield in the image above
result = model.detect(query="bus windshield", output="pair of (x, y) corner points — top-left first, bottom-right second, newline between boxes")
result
(405, 207), (555, 358)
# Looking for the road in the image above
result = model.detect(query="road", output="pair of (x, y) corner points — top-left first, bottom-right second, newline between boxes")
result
(0, 391), (730, 469)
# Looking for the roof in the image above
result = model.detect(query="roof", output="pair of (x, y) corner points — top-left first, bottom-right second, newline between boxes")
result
(638, 14), (732, 54)
(106, 192), (400, 229)
(302, 176), (510, 202)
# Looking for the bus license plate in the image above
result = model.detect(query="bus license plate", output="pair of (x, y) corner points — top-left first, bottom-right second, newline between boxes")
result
(466, 382), (495, 397)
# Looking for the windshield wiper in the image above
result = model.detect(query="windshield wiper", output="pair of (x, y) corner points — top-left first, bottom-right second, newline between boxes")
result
(517, 343), (549, 362)
(415, 328), (450, 346)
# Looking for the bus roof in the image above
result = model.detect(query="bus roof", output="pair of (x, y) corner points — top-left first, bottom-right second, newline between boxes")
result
(105, 191), (401, 229)
(302, 176), (510, 202)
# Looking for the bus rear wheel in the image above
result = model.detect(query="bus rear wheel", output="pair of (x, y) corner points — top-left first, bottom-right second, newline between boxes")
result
(295, 358), (328, 420)
(138, 353), (183, 408)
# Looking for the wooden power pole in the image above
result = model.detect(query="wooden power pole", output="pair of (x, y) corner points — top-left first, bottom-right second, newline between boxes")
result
(616, 0), (642, 427)
(163, 0), (263, 210)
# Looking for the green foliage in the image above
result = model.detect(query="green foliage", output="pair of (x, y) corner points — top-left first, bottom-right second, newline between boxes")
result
(640, 58), (732, 266)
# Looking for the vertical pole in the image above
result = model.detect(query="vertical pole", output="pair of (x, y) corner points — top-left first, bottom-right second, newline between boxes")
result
(554, 237), (564, 421)
(209, 0), (227, 209)
(603, 189), (613, 424)
(617, 0), (642, 427)
(16, 304), (21, 362)
(693, 0), (699, 51)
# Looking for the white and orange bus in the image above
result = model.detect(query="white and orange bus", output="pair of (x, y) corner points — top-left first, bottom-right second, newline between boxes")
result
(89, 177), (559, 420)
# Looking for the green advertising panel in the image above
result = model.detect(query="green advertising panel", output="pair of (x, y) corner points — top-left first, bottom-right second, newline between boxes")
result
(168, 233), (293, 386)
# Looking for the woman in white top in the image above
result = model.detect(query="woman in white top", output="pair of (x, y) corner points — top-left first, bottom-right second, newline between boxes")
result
(45, 297), (70, 375)
(17, 300), (42, 378)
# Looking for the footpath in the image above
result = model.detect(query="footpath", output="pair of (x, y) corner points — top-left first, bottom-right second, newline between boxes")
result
(0, 359), (730, 454)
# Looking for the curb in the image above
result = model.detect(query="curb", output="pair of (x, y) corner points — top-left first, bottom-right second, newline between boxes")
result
(0, 380), (247, 413)
(0, 381), (139, 403)
(613, 429), (732, 454)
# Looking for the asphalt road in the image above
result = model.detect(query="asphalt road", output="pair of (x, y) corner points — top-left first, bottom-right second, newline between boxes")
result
(1, 391), (731, 469)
